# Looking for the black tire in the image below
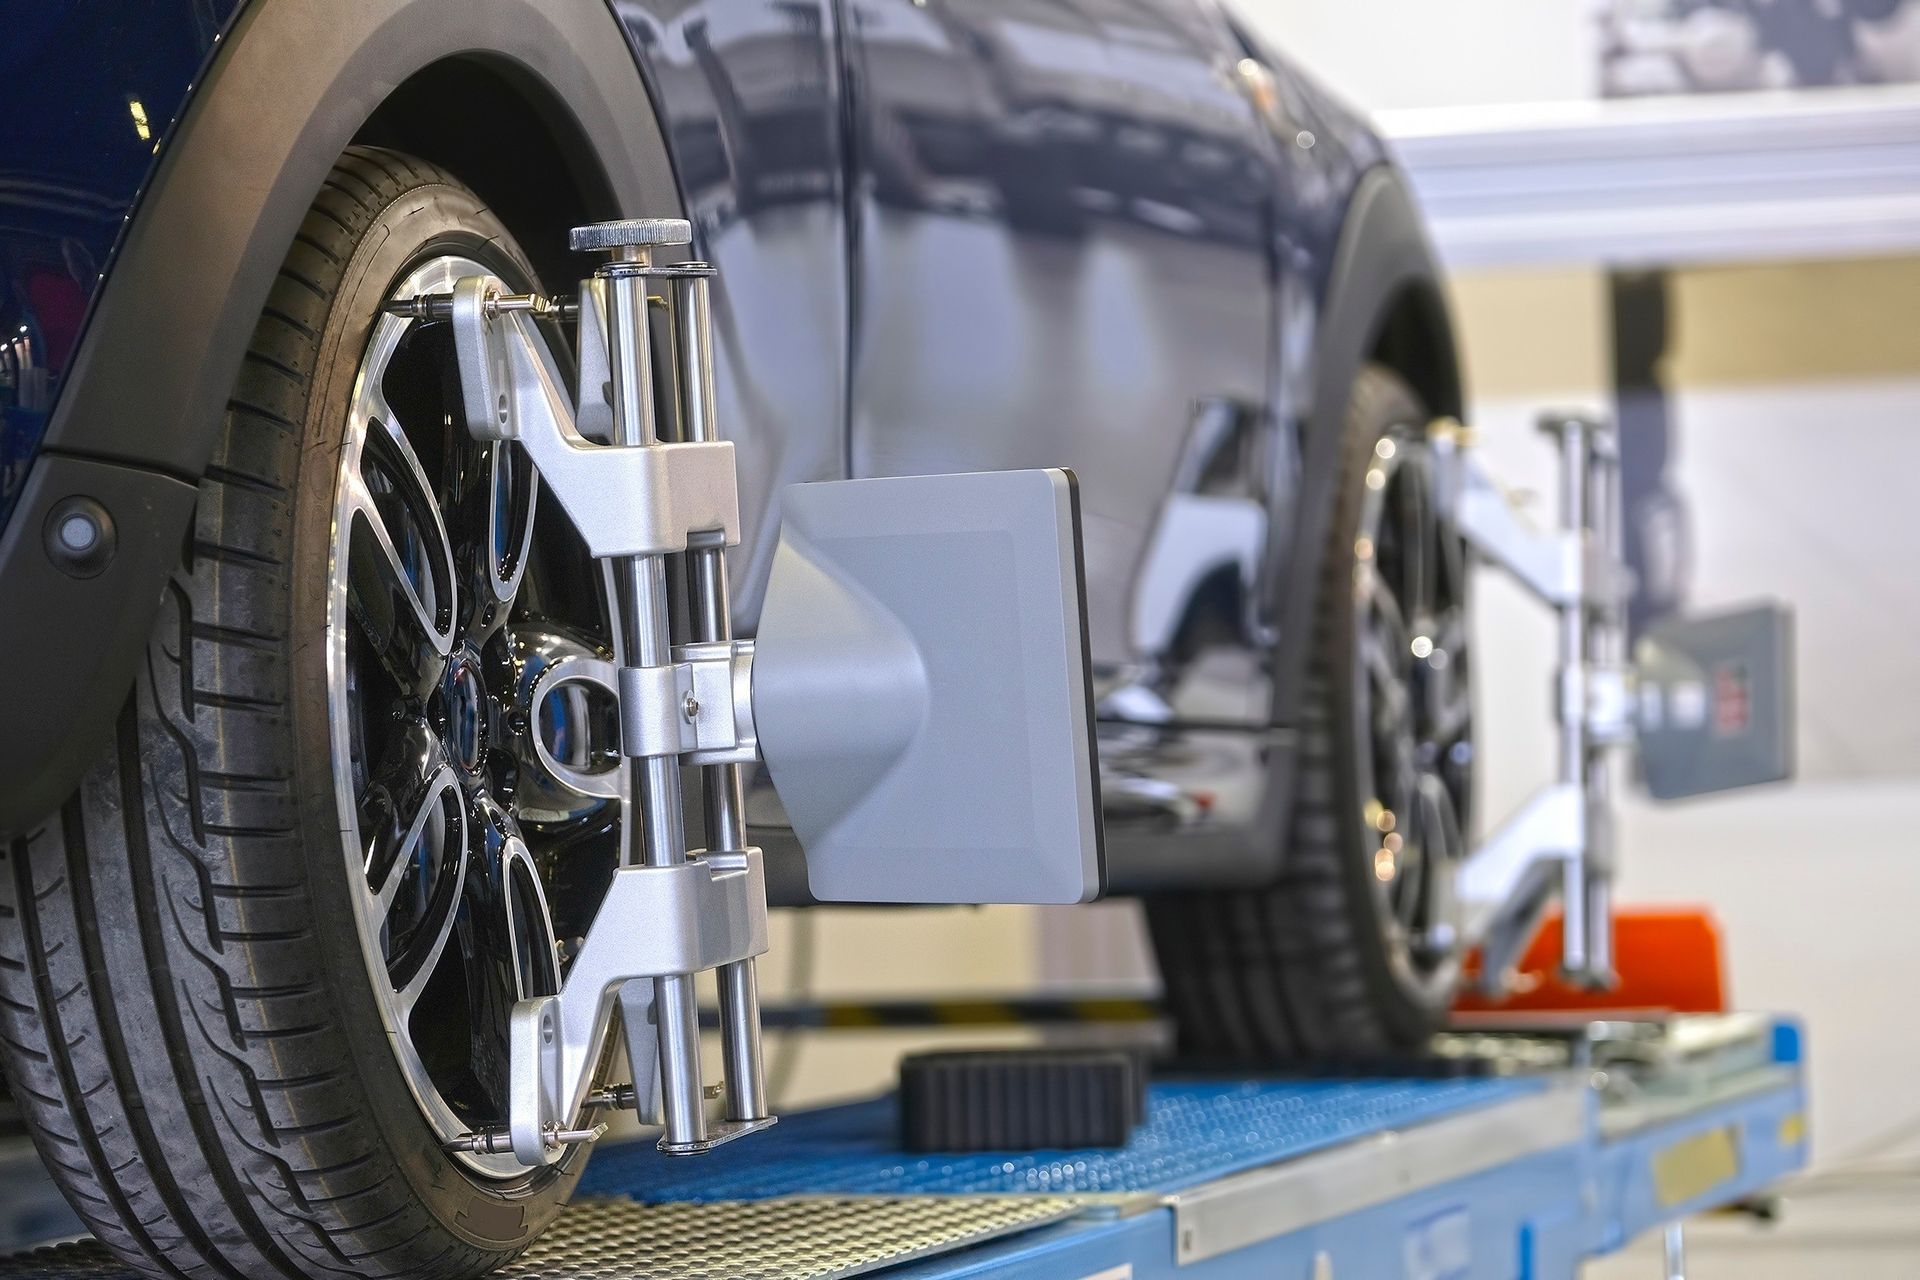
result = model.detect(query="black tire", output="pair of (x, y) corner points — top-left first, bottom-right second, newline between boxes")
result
(0, 148), (590, 1279)
(1147, 364), (1471, 1060)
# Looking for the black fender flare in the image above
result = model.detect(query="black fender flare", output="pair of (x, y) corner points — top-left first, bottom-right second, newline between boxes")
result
(0, 0), (679, 833)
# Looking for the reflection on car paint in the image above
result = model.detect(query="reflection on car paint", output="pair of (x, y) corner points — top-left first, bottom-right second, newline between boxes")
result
(595, 0), (1396, 844)
(611, 0), (851, 624)
(4, 0), (1399, 854)
(0, 1), (243, 524)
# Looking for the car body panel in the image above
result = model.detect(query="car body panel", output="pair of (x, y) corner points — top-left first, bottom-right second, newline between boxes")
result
(606, 0), (853, 621)
(841, 0), (1272, 673)
(833, 0), (1277, 873)
(0, 0), (1459, 897)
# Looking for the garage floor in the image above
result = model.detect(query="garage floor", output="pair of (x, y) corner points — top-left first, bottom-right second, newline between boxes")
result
(1585, 1183), (1920, 1278)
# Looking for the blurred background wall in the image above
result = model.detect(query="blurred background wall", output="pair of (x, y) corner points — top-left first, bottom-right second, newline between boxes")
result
(750, 0), (1920, 1177)
(1448, 257), (1920, 1171)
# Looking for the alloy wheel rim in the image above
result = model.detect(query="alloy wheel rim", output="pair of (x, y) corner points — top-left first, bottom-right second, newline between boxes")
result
(1350, 427), (1474, 991)
(327, 254), (621, 1177)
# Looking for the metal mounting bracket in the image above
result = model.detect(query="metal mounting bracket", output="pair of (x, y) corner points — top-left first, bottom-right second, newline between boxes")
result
(1438, 413), (1627, 992)
(425, 219), (775, 1164)
(524, 641), (757, 766)
(1446, 413), (1793, 992)
(402, 217), (1117, 1166)
(417, 219), (1104, 1168)
(447, 274), (741, 558)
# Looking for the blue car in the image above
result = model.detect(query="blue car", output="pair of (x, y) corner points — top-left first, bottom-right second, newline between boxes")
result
(0, 0), (1467, 1273)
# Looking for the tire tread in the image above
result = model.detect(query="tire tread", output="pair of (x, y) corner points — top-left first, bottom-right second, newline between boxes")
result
(0, 147), (537, 1279)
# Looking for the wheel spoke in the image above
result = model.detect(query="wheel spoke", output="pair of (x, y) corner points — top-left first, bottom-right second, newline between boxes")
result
(1418, 769), (1465, 865)
(459, 794), (562, 1002)
(503, 837), (561, 1000)
(1358, 563), (1412, 655)
(1357, 566), (1415, 738)
(345, 399), (457, 696)
(393, 865), (466, 1015)
(1393, 825), (1425, 929)
(486, 440), (539, 607)
(1437, 511), (1469, 608)
(440, 315), (543, 627)
(442, 796), (564, 1111)
(1396, 773), (1459, 932)
(361, 723), (462, 920)
(1396, 453), (1437, 625)
(1389, 733), (1421, 812)
(388, 783), (470, 1015)
(1430, 607), (1468, 663)
(446, 436), (540, 635)
(1418, 599), (1470, 742)
(1430, 678), (1473, 752)
(1363, 635), (1413, 740)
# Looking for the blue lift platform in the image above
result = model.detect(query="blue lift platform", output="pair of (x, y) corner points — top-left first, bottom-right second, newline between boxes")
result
(0, 1013), (1805, 1280)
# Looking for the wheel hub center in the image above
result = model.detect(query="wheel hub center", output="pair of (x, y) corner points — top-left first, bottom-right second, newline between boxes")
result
(444, 651), (490, 774)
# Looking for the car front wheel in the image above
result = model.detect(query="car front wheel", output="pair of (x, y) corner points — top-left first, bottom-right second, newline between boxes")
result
(0, 147), (622, 1279)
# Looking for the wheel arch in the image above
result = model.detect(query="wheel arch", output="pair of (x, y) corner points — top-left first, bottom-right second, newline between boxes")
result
(51, 0), (680, 473)
(354, 55), (636, 295)
(1271, 163), (1462, 754)
(1368, 276), (1464, 427)
(0, 0), (681, 833)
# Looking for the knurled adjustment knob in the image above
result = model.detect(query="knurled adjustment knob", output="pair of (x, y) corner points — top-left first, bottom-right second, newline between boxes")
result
(569, 218), (693, 253)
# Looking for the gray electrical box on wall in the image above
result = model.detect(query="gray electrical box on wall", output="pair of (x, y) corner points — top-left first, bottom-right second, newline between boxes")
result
(753, 468), (1104, 905)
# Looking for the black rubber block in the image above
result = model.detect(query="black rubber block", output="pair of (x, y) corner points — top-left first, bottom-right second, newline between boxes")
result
(898, 1049), (1147, 1152)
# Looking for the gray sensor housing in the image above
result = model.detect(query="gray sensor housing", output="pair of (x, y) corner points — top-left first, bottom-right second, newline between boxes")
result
(754, 469), (1103, 905)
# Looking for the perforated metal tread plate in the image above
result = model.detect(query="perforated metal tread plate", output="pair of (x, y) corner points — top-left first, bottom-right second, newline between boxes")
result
(583, 1076), (1547, 1201)
(504, 1196), (1082, 1280)
(0, 1197), (1081, 1280)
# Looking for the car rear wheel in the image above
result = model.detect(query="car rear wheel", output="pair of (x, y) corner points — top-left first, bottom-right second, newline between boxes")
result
(0, 147), (622, 1278)
(1147, 363), (1474, 1060)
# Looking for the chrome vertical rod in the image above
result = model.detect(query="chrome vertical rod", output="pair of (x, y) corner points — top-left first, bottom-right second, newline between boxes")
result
(603, 255), (707, 1148)
(674, 271), (769, 1123)
(1550, 413), (1592, 980)
(605, 259), (656, 872)
(1663, 1221), (1687, 1280)
(1584, 422), (1623, 984)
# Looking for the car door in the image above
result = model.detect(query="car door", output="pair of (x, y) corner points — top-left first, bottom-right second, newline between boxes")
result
(839, 0), (1277, 722)
(610, 0), (852, 625)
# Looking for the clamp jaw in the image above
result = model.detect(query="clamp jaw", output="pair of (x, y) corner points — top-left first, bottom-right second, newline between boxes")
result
(428, 218), (773, 1163)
